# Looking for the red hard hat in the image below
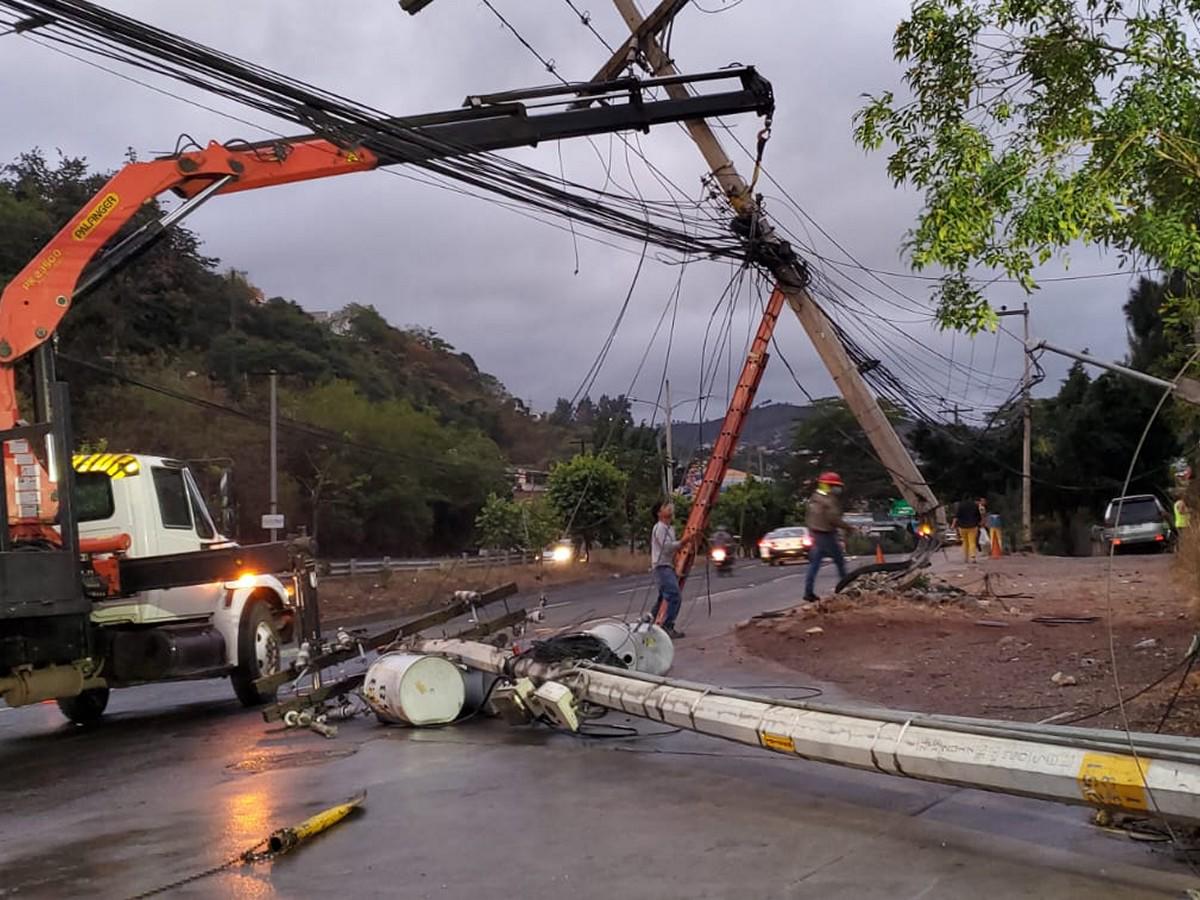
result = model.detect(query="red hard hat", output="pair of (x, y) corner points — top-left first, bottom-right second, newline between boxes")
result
(818, 471), (843, 486)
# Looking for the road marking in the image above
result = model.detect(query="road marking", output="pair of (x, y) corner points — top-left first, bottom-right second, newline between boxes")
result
(700, 573), (803, 603)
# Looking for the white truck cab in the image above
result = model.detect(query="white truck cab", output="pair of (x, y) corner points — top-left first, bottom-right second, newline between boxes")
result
(48, 452), (303, 723)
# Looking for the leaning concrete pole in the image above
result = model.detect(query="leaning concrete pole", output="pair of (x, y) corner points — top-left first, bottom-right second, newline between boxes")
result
(603, 0), (944, 524)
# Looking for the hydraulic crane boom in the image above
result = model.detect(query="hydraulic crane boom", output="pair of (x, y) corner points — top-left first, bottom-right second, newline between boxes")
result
(0, 67), (772, 427)
(0, 68), (772, 534)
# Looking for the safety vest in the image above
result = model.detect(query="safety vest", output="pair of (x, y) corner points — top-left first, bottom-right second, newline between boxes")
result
(1175, 499), (1190, 529)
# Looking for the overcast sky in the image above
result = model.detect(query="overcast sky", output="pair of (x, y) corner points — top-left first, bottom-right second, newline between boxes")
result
(0, 1), (1144, 424)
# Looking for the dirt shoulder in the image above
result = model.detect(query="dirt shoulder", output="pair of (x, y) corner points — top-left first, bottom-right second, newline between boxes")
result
(318, 549), (647, 625)
(736, 554), (1200, 735)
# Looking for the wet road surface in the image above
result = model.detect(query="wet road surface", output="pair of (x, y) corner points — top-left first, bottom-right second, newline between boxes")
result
(1, 558), (1196, 898)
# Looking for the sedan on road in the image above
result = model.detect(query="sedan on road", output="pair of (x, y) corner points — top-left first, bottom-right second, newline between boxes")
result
(758, 526), (813, 565)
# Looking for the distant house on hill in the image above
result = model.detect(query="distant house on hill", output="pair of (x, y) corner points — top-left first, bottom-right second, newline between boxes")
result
(311, 309), (352, 336)
(509, 467), (548, 495)
(678, 465), (771, 497)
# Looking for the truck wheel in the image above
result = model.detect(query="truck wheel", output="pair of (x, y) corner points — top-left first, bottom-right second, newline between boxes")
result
(232, 601), (281, 707)
(57, 687), (109, 726)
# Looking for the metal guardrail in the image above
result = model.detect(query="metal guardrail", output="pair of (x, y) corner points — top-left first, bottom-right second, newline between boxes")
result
(322, 551), (538, 578)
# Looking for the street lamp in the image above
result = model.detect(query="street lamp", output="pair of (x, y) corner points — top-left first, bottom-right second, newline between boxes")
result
(628, 381), (712, 495)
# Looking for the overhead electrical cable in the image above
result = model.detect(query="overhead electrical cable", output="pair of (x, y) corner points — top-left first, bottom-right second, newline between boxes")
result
(1, 0), (751, 265)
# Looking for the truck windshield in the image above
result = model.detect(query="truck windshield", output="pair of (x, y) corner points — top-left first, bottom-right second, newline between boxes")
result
(75, 472), (114, 522)
(1105, 499), (1162, 527)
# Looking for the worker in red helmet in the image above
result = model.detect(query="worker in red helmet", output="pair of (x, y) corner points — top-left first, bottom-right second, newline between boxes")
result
(804, 471), (849, 602)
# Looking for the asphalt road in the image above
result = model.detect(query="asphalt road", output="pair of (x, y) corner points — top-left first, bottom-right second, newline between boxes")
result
(1, 556), (1196, 898)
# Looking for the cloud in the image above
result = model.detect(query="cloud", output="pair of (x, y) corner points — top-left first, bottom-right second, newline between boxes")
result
(0, 0), (1138, 419)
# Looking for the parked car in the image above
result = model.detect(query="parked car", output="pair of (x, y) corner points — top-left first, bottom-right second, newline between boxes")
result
(1101, 494), (1173, 553)
(843, 512), (895, 537)
(942, 526), (962, 546)
(758, 527), (813, 565)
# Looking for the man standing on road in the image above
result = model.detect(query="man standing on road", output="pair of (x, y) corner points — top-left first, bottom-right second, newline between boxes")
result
(651, 502), (687, 639)
(951, 496), (983, 563)
(804, 472), (849, 602)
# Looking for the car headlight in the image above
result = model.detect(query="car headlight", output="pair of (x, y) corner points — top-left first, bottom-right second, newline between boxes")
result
(551, 544), (573, 563)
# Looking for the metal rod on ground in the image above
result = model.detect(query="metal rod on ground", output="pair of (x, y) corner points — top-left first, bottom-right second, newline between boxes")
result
(266, 791), (366, 855)
(414, 638), (1200, 827)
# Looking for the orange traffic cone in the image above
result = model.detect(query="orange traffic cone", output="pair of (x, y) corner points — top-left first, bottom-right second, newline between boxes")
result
(875, 542), (885, 564)
(990, 529), (1002, 559)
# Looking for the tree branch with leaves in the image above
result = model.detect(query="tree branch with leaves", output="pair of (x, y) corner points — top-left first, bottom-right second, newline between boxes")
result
(856, 0), (1200, 331)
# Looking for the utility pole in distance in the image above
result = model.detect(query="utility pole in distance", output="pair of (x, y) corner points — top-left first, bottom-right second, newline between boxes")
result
(664, 378), (674, 494)
(938, 402), (966, 426)
(269, 368), (279, 542)
(603, 0), (944, 526)
(998, 305), (1031, 549)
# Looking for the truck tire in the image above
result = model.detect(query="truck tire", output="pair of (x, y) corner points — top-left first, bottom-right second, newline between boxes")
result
(231, 600), (281, 707)
(57, 687), (109, 726)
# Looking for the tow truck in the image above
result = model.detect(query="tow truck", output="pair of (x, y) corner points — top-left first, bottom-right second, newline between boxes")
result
(0, 69), (774, 723)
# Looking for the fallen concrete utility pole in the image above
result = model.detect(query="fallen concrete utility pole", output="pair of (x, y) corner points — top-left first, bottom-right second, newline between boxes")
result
(1030, 340), (1200, 406)
(415, 638), (1200, 827)
(602, 0), (944, 528)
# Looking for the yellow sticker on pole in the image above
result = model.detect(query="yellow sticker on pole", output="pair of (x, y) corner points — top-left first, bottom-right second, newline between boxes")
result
(1077, 753), (1150, 811)
(759, 731), (795, 754)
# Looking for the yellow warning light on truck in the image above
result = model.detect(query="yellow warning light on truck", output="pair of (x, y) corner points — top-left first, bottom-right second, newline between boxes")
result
(72, 453), (141, 478)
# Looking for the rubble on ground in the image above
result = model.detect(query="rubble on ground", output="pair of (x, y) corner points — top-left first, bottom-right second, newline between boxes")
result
(836, 571), (973, 606)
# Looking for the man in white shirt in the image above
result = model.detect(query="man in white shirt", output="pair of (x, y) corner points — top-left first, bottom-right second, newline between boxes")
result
(651, 502), (687, 639)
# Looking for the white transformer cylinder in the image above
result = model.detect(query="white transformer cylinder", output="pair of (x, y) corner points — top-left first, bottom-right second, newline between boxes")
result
(585, 621), (674, 675)
(362, 652), (465, 726)
(630, 623), (674, 675)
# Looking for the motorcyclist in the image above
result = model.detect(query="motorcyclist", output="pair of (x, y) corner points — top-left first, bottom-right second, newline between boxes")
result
(710, 524), (735, 574)
(711, 525), (733, 551)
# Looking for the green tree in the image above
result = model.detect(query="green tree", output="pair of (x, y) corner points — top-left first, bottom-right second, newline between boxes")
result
(711, 477), (789, 549)
(911, 359), (1178, 551)
(548, 398), (574, 427)
(789, 399), (903, 506)
(590, 394), (665, 547)
(547, 454), (627, 552)
(475, 493), (523, 550)
(474, 494), (561, 551)
(517, 498), (563, 552)
(855, 1), (1200, 331)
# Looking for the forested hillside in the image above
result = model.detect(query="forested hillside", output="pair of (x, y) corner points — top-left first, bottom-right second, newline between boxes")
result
(0, 150), (573, 555)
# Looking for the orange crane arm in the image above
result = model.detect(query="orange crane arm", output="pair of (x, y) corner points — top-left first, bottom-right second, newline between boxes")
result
(0, 137), (376, 429)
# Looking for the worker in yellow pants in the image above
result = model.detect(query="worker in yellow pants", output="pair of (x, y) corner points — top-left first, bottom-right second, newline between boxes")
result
(952, 497), (983, 563)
